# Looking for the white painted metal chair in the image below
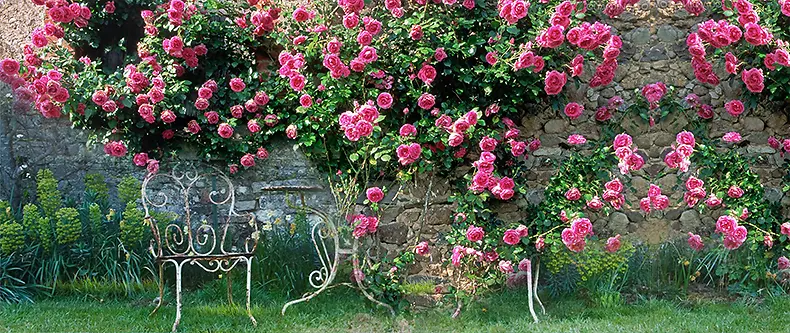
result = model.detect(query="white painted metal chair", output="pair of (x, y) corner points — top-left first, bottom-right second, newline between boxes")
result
(142, 163), (259, 332)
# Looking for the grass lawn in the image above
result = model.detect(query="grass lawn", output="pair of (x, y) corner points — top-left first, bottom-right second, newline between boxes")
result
(2, 287), (790, 333)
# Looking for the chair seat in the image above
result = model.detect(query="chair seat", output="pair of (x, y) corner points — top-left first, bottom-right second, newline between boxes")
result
(155, 253), (254, 262)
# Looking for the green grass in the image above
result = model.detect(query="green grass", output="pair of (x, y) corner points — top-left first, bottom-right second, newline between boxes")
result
(2, 286), (790, 333)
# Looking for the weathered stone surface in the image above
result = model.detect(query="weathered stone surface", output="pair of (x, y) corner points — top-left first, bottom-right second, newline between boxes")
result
(679, 210), (701, 231)
(608, 212), (630, 234)
(544, 119), (567, 134)
(742, 117), (765, 132)
(379, 222), (409, 245)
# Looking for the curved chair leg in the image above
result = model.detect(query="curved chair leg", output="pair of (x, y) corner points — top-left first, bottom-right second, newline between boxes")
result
(533, 259), (546, 315)
(150, 262), (164, 317)
(246, 257), (257, 326)
(526, 263), (538, 323)
(172, 261), (184, 333)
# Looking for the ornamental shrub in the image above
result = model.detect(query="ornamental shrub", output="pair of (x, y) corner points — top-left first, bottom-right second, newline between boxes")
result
(21, 203), (41, 242)
(119, 202), (146, 246)
(0, 201), (25, 256)
(55, 207), (81, 245)
(84, 173), (109, 203)
(0, 221), (25, 256)
(36, 169), (62, 220)
(117, 176), (141, 205)
(87, 203), (104, 237)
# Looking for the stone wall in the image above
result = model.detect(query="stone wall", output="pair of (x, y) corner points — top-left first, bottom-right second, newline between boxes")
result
(1, 0), (789, 279)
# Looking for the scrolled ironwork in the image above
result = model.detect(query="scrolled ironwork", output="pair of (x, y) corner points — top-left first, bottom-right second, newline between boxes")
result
(143, 161), (258, 332)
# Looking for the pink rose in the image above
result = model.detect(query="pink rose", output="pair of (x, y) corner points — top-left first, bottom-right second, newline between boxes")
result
(780, 257), (790, 270)
(434, 47), (447, 62)
(247, 120), (261, 133)
(485, 51), (497, 65)
(299, 94), (313, 108)
(561, 228), (586, 252)
(544, 70), (567, 95)
(727, 185), (744, 198)
(448, 133), (464, 147)
(605, 235), (621, 253)
(741, 68), (764, 93)
(687, 232), (704, 251)
(587, 196), (604, 210)
(652, 195), (669, 210)
(502, 229), (521, 245)
(218, 123), (234, 138)
(204, 111), (219, 124)
(417, 93), (435, 110)
(704, 194), (721, 208)
(133, 153), (149, 167)
(613, 133), (633, 149)
(409, 25), (423, 40)
(376, 92), (393, 109)
(563, 102), (584, 119)
(640, 197), (652, 213)
(103, 141), (127, 157)
(724, 100), (744, 117)
(417, 64), (437, 85)
(286, 124), (298, 139)
(366, 187), (384, 203)
(498, 260), (514, 274)
(715, 215), (737, 235)
(229, 77), (246, 92)
(479, 136), (497, 152)
(565, 187), (581, 201)
(605, 179), (623, 193)
(685, 176), (704, 190)
(240, 154), (255, 168)
(187, 120), (201, 134)
(466, 225), (484, 242)
(414, 241), (430, 256)
(147, 159), (160, 174)
(722, 132), (742, 142)
(160, 109), (176, 123)
(571, 218), (593, 237)
(567, 134), (586, 145)
(676, 131), (696, 147)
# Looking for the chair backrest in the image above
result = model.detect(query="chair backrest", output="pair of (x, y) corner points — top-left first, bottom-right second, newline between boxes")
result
(141, 162), (258, 258)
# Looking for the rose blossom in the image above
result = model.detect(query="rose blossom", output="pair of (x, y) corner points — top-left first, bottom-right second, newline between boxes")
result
(780, 257), (790, 270)
(229, 77), (246, 92)
(133, 153), (149, 166)
(567, 134), (587, 145)
(399, 124), (417, 137)
(376, 92), (393, 109)
(727, 185), (744, 198)
(366, 187), (384, 203)
(565, 187), (581, 201)
(544, 70), (567, 95)
(417, 93), (435, 110)
(240, 154), (255, 168)
(725, 100), (745, 117)
(564, 102), (584, 119)
(722, 132), (742, 142)
(218, 123), (234, 138)
(687, 232), (704, 251)
(503, 229), (521, 245)
(605, 234), (621, 253)
(466, 225), (484, 242)
(741, 68), (764, 93)
(498, 260), (514, 274)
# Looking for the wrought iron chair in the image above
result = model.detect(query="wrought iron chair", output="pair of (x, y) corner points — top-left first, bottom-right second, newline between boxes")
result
(142, 163), (259, 332)
(280, 193), (395, 316)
